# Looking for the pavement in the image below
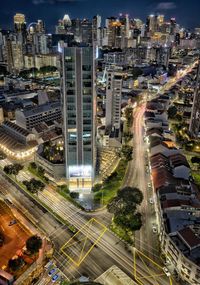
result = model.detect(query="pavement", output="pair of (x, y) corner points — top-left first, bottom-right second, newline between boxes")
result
(0, 200), (31, 269)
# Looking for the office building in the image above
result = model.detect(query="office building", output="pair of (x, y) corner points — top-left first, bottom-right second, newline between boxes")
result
(61, 45), (95, 191)
(15, 101), (61, 130)
(14, 13), (26, 33)
(189, 63), (200, 137)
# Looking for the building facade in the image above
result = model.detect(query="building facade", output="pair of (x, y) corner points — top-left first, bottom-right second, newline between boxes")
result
(105, 71), (122, 132)
(15, 101), (61, 130)
(61, 45), (96, 191)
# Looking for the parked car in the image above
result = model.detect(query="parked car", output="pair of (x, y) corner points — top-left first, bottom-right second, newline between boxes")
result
(52, 274), (60, 282)
(152, 226), (157, 234)
(9, 220), (17, 226)
(149, 198), (154, 204)
(163, 267), (171, 277)
(48, 268), (58, 276)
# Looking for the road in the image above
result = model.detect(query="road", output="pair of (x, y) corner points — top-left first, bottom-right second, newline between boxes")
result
(0, 169), (172, 285)
(123, 102), (159, 259)
(123, 60), (199, 268)
(1, 62), (197, 284)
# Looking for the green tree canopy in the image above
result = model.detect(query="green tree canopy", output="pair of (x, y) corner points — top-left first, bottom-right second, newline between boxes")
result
(26, 235), (42, 254)
(3, 163), (23, 176)
(168, 105), (177, 119)
(29, 162), (37, 169)
(125, 107), (133, 128)
(107, 187), (143, 215)
(107, 187), (143, 232)
(8, 257), (24, 272)
(120, 145), (133, 161)
(132, 67), (143, 79)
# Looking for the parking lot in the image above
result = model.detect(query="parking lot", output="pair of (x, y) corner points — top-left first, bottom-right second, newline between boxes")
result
(0, 201), (31, 268)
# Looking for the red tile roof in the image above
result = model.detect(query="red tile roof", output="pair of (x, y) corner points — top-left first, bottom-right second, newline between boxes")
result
(178, 227), (200, 249)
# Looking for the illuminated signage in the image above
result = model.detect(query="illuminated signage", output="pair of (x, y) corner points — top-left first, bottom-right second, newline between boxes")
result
(69, 165), (92, 178)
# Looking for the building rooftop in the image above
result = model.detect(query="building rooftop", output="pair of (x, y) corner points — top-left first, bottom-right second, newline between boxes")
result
(21, 101), (60, 117)
(178, 227), (200, 250)
(152, 167), (175, 190)
(165, 210), (196, 234)
(3, 121), (30, 137)
(146, 128), (163, 136)
(169, 153), (190, 169)
(0, 128), (37, 151)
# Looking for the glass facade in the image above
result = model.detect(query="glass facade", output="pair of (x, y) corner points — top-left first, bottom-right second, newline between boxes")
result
(61, 46), (95, 190)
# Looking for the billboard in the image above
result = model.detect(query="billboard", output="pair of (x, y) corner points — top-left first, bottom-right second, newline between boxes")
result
(69, 165), (92, 178)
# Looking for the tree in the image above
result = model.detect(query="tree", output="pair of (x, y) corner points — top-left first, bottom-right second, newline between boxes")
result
(37, 166), (45, 177)
(3, 165), (13, 175)
(26, 235), (42, 255)
(70, 192), (79, 199)
(8, 257), (24, 272)
(40, 65), (57, 75)
(114, 212), (142, 232)
(125, 107), (133, 128)
(123, 132), (133, 143)
(167, 105), (177, 119)
(92, 183), (102, 192)
(120, 145), (133, 161)
(12, 163), (24, 175)
(23, 178), (45, 194)
(29, 162), (37, 169)
(3, 164), (23, 176)
(175, 114), (182, 121)
(107, 187), (143, 232)
(108, 187), (143, 215)
(132, 67), (143, 79)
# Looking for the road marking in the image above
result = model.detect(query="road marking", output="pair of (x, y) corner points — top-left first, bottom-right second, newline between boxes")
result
(133, 248), (173, 285)
(60, 218), (107, 267)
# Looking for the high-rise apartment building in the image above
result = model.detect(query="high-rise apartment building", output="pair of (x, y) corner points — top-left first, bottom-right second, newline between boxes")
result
(61, 45), (96, 191)
(36, 20), (45, 34)
(92, 15), (101, 45)
(189, 63), (200, 137)
(105, 71), (122, 132)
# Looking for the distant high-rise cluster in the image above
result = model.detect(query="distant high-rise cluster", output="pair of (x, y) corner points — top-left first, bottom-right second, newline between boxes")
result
(0, 12), (200, 74)
(0, 12), (200, 190)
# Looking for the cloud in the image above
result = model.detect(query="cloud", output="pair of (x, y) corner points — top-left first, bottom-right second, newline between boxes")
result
(156, 2), (176, 10)
(32, 0), (80, 4)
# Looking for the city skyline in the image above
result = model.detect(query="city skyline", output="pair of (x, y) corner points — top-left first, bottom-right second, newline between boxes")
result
(1, 2), (200, 285)
(1, 0), (200, 31)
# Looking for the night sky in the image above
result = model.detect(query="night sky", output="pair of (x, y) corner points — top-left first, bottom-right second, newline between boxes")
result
(0, 0), (200, 31)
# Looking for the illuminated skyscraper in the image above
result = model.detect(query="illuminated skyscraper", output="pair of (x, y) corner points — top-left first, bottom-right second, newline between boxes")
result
(92, 15), (101, 44)
(61, 45), (96, 191)
(14, 13), (26, 33)
(36, 20), (45, 34)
